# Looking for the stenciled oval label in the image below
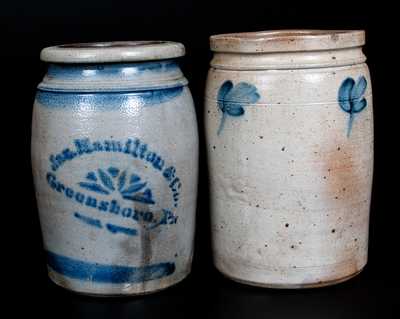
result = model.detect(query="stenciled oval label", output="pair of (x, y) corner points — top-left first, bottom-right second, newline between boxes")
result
(46, 137), (181, 237)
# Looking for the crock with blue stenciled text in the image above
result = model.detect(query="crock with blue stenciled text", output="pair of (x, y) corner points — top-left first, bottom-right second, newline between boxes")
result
(205, 30), (373, 288)
(32, 41), (199, 296)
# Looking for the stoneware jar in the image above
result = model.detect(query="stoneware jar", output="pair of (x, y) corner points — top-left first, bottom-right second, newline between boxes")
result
(32, 41), (198, 295)
(205, 30), (373, 288)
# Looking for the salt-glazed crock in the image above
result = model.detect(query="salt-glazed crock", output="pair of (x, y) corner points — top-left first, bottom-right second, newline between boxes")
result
(32, 41), (199, 295)
(205, 30), (373, 288)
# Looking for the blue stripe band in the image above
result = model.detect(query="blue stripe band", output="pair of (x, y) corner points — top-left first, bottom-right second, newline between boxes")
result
(35, 85), (184, 109)
(46, 251), (175, 283)
(46, 60), (179, 79)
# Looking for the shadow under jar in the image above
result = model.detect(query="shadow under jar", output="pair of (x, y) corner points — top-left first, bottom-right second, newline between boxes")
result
(205, 30), (373, 288)
(31, 41), (198, 296)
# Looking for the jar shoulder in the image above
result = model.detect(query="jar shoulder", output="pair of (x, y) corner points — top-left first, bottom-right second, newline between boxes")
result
(32, 85), (198, 161)
(205, 64), (372, 105)
(32, 85), (197, 139)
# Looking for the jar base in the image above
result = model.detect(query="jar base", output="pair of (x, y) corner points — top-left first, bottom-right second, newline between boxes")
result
(217, 267), (364, 289)
(48, 267), (191, 297)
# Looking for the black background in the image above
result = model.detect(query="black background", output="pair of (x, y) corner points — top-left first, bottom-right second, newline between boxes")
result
(1, 1), (398, 318)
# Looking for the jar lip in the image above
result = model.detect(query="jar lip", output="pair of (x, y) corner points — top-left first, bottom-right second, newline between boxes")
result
(210, 30), (365, 53)
(40, 41), (185, 63)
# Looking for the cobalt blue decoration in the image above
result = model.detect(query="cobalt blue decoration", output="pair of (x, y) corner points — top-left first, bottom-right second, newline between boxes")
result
(338, 76), (368, 136)
(74, 212), (102, 228)
(217, 80), (260, 135)
(36, 86), (183, 109)
(79, 167), (155, 204)
(73, 212), (139, 236)
(46, 251), (175, 284)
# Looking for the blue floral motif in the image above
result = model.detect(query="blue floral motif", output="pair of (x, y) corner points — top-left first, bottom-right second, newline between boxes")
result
(338, 76), (368, 137)
(216, 80), (260, 135)
(78, 167), (155, 204)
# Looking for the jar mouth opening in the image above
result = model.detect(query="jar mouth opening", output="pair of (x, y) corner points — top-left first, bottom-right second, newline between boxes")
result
(41, 41), (185, 63)
(210, 29), (365, 53)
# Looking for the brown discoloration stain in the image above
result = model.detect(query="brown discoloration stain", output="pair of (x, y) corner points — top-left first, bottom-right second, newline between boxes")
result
(119, 200), (165, 291)
(119, 238), (140, 256)
(313, 141), (368, 279)
(325, 258), (360, 284)
(322, 145), (361, 202)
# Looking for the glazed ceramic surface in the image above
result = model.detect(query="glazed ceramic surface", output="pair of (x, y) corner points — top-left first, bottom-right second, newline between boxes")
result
(32, 42), (198, 295)
(205, 30), (373, 288)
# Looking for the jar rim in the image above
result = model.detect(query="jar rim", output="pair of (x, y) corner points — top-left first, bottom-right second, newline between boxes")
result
(40, 41), (185, 63)
(210, 30), (365, 53)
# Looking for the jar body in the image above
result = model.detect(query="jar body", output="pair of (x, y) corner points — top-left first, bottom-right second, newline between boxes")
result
(32, 61), (198, 295)
(205, 53), (373, 287)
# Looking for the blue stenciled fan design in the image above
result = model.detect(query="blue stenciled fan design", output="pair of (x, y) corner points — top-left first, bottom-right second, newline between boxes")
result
(79, 167), (155, 204)
(217, 80), (260, 135)
(338, 76), (368, 137)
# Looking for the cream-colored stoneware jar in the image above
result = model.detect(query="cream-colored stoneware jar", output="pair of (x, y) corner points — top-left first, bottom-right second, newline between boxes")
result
(205, 30), (373, 288)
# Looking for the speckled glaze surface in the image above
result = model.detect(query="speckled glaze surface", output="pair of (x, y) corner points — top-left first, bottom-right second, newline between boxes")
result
(32, 42), (198, 296)
(205, 30), (373, 288)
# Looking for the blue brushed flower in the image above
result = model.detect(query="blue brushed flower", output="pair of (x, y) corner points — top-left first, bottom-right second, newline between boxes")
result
(338, 76), (368, 137)
(217, 80), (260, 135)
